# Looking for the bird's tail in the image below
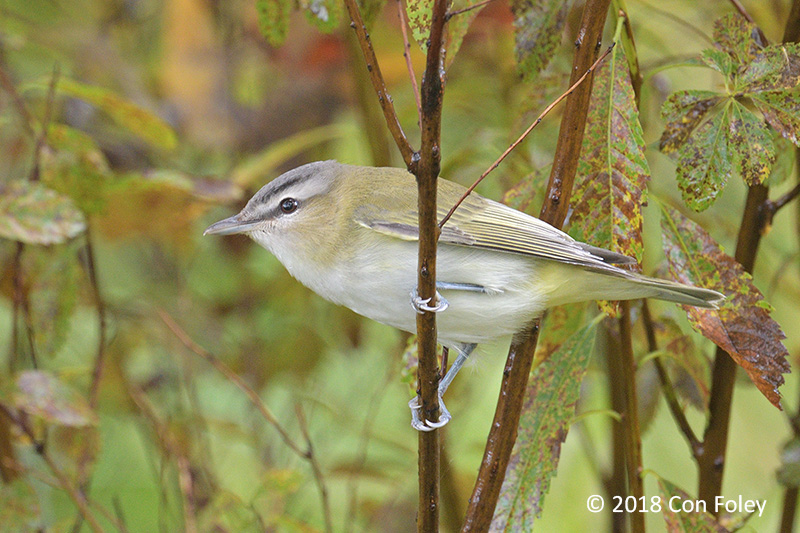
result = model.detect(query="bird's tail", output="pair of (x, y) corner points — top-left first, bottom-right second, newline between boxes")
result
(628, 275), (724, 308)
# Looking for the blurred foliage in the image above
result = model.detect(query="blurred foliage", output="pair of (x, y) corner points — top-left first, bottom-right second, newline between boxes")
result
(0, 0), (798, 532)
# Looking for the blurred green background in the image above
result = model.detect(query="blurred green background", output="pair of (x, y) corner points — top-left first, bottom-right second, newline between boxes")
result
(0, 0), (798, 531)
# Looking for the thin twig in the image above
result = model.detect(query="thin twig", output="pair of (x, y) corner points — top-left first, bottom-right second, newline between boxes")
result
(439, 43), (616, 229)
(85, 227), (108, 410)
(157, 309), (307, 458)
(15, 242), (38, 369)
(343, 0), (416, 167)
(763, 181), (800, 228)
(641, 302), (702, 453)
(396, 0), (422, 126)
(295, 404), (333, 533)
(0, 62), (36, 137)
(445, 0), (496, 20)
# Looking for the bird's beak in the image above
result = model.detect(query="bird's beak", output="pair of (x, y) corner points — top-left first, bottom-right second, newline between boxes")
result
(203, 214), (260, 236)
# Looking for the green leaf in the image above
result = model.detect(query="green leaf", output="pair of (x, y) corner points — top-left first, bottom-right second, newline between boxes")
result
(727, 100), (775, 186)
(511, 0), (570, 82)
(41, 124), (112, 215)
(0, 479), (41, 531)
(357, 0), (387, 29)
(25, 244), (81, 358)
(10, 371), (96, 427)
(711, 12), (763, 67)
(659, 90), (722, 155)
(256, 0), (292, 46)
(657, 477), (730, 532)
(673, 104), (732, 212)
(491, 318), (599, 529)
(660, 205), (790, 408)
(0, 181), (86, 245)
(738, 43), (800, 93)
(701, 48), (736, 79)
(501, 168), (545, 213)
(750, 89), (800, 147)
(54, 78), (177, 150)
(300, 0), (342, 34)
(406, 0), (433, 50)
(768, 136), (797, 186)
(571, 42), (650, 265)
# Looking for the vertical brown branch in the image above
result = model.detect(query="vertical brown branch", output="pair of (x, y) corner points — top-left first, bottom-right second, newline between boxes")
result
(415, 0), (449, 529)
(617, 301), (644, 533)
(462, 0), (611, 529)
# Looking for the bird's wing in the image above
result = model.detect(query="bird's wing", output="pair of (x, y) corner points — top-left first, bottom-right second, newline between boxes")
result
(354, 191), (635, 271)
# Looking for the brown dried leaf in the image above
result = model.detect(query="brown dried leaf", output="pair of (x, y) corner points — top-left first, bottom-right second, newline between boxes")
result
(660, 205), (790, 408)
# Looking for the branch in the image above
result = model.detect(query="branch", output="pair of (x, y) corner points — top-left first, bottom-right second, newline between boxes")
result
(415, 0), (450, 529)
(343, 0), (416, 167)
(617, 302), (644, 533)
(462, 0), (612, 528)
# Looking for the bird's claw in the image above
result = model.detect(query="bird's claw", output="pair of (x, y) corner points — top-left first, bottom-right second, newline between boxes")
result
(409, 396), (452, 432)
(411, 289), (449, 314)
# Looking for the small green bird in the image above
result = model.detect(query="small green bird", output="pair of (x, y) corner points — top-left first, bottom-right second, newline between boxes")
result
(205, 161), (723, 430)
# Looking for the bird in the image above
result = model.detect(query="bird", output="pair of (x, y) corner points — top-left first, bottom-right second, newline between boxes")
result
(204, 160), (723, 430)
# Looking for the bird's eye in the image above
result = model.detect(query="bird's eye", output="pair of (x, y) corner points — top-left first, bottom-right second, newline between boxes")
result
(279, 198), (298, 214)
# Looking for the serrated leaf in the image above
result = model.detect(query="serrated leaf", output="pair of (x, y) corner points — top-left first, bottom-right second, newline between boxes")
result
(712, 13), (763, 67)
(534, 302), (588, 364)
(0, 181), (86, 245)
(406, 0), (486, 64)
(490, 319), (599, 530)
(11, 371), (96, 427)
(701, 48), (737, 78)
(406, 0), (433, 49)
(256, 0), (292, 46)
(659, 90), (722, 154)
(738, 43), (800, 93)
(728, 100), (775, 185)
(54, 78), (177, 150)
(571, 43), (650, 266)
(674, 105), (732, 212)
(658, 477), (730, 532)
(750, 90), (800, 146)
(301, 0), (342, 33)
(501, 168), (545, 213)
(511, 0), (570, 82)
(660, 205), (790, 408)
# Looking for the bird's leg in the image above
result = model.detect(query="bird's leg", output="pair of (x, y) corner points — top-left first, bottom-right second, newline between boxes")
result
(409, 343), (477, 431)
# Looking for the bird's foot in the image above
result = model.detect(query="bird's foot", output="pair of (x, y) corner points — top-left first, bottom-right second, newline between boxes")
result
(410, 289), (449, 314)
(408, 395), (451, 432)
